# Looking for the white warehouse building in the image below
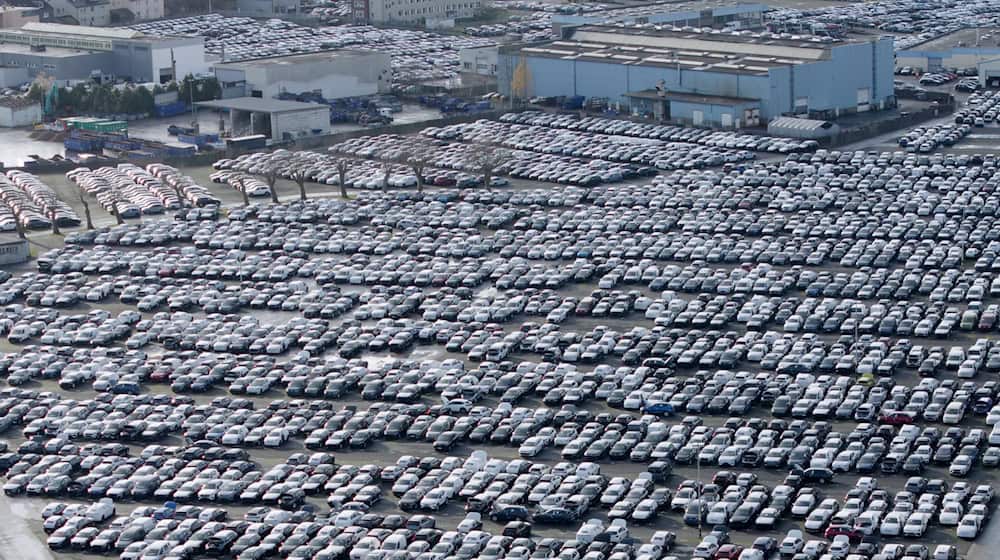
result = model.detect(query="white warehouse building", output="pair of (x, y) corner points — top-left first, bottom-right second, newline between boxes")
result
(352, 0), (480, 25)
(214, 50), (391, 101)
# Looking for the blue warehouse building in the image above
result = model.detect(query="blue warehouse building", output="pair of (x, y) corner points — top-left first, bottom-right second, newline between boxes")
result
(499, 25), (896, 128)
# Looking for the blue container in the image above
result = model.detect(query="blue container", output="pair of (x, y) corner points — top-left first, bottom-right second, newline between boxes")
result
(155, 101), (188, 118)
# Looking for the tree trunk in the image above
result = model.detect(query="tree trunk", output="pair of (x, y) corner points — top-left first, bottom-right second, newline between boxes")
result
(241, 184), (250, 206)
(81, 198), (94, 229)
(338, 171), (348, 199)
(113, 202), (124, 225)
(268, 175), (279, 203)
(296, 177), (307, 201)
(484, 168), (493, 191)
(416, 175), (424, 194)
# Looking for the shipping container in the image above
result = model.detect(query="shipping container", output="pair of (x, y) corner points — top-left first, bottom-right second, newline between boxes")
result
(154, 101), (187, 118)
(226, 134), (267, 150)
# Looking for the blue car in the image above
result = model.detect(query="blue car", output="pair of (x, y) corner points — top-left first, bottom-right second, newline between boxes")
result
(643, 402), (675, 416)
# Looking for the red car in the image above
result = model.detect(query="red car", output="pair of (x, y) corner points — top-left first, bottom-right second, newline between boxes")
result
(715, 544), (745, 560)
(824, 525), (862, 542)
(879, 412), (915, 425)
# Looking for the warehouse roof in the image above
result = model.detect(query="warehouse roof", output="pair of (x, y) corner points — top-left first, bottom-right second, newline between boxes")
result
(195, 97), (328, 114)
(216, 49), (382, 69)
(21, 22), (142, 40)
(511, 24), (871, 76)
(768, 116), (836, 131)
(905, 27), (1000, 52)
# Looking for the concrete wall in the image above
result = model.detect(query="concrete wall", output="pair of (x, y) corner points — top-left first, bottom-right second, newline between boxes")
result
(0, 239), (28, 265)
(110, 0), (165, 21)
(0, 103), (42, 127)
(271, 107), (331, 140)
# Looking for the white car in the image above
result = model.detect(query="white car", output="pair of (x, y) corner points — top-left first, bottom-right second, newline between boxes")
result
(938, 502), (964, 526)
(957, 515), (981, 539)
(693, 536), (720, 559)
(779, 530), (804, 556)
(829, 535), (850, 560)
(880, 512), (905, 536)
(903, 512), (929, 537)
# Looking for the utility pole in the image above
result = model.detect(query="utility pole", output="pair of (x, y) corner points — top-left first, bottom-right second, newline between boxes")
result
(696, 456), (703, 538)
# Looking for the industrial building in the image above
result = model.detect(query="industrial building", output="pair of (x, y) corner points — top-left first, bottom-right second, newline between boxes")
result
(109, 0), (166, 23)
(0, 234), (29, 265)
(897, 28), (1000, 73)
(460, 46), (498, 77)
(43, 0), (111, 26)
(0, 97), (42, 127)
(232, 0), (300, 17)
(215, 50), (390, 101)
(0, 22), (207, 82)
(0, 6), (41, 28)
(351, 0), (480, 26)
(195, 97), (331, 142)
(499, 25), (895, 127)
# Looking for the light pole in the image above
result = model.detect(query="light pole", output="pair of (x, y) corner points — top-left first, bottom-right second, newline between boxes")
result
(697, 452), (703, 538)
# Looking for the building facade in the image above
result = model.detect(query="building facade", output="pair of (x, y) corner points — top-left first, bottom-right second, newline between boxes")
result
(897, 28), (1000, 73)
(109, 0), (166, 22)
(0, 6), (41, 28)
(460, 46), (497, 76)
(215, 50), (390, 100)
(353, 0), (479, 25)
(0, 97), (42, 127)
(0, 234), (29, 265)
(0, 23), (207, 83)
(44, 0), (111, 26)
(499, 25), (895, 126)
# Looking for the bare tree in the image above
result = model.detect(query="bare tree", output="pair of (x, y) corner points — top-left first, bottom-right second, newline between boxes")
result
(14, 218), (25, 240)
(171, 183), (187, 210)
(235, 177), (250, 206)
(401, 150), (431, 194)
(381, 162), (392, 190)
(291, 170), (308, 201)
(111, 200), (125, 225)
(79, 192), (94, 230)
(49, 209), (60, 235)
(470, 148), (512, 191)
(334, 158), (352, 199)
(263, 166), (280, 204)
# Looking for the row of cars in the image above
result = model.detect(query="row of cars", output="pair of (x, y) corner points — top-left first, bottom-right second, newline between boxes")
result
(129, 15), (497, 84)
(0, 171), (80, 230)
(422, 120), (757, 170)
(498, 112), (819, 154)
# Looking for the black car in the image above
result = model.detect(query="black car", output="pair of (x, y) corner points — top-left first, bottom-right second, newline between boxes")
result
(801, 468), (834, 483)
(490, 505), (531, 523)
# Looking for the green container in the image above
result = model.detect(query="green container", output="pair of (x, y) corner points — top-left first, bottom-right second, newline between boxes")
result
(77, 120), (128, 133)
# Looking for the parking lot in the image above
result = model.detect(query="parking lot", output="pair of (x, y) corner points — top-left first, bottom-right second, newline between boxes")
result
(2, 100), (1000, 560)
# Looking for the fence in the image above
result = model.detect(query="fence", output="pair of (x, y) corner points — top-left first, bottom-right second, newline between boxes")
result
(821, 102), (956, 147)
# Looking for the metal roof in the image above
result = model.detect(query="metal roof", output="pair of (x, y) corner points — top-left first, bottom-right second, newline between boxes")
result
(21, 22), (143, 40)
(195, 97), (329, 113)
(768, 116), (835, 131)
